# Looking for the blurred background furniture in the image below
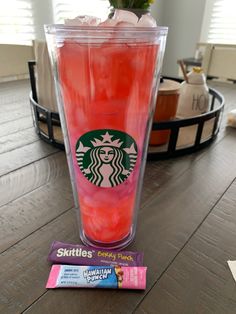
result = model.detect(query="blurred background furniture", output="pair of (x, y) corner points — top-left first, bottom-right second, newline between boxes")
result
(181, 57), (201, 73)
(28, 41), (64, 149)
(182, 43), (236, 82)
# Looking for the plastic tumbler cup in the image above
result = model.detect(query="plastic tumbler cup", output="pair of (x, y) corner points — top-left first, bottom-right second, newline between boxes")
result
(45, 25), (167, 249)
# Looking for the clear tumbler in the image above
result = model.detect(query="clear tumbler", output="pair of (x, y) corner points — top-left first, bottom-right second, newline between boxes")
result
(45, 25), (167, 249)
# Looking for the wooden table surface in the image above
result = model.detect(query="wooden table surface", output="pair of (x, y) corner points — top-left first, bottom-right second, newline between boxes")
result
(1, 80), (236, 314)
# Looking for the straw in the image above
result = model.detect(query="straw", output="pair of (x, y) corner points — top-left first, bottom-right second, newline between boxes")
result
(177, 60), (189, 83)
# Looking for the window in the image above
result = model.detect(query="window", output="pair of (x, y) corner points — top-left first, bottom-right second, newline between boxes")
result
(0, 0), (34, 45)
(53, 0), (110, 24)
(201, 0), (236, 44)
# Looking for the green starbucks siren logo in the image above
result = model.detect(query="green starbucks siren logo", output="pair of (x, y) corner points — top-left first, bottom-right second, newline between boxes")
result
(75, 129), (138, 188)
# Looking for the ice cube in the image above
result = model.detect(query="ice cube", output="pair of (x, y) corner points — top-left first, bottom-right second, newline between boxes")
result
(64, 10), (157, 28)
(64, 15), (101, 26)
(116, 22), (136, 28)
(99, 19), (118, 27)
(137, 14), (157, 27)
(113, 9), (139, 25)
(99, 10), (157, 28)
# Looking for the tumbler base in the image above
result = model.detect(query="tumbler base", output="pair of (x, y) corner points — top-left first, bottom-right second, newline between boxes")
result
(80, 228), (135, 250)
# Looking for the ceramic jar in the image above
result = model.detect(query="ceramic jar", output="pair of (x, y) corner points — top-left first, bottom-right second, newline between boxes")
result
(177, 67), (209, 118)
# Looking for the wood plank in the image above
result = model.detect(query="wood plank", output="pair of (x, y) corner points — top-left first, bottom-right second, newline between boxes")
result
(0, 93), (31, 123)
(0, 116), (33, 138)
(0, 151), (68, 207)
(0, 79), (32, 129)
(0, 172), (73, 253)
(0, 141), (59, 177)
(0, 80), (29, 101)
(0, 210), (78, 314)
(0, 112), (31, 125)
(136, 179), (236, 314)
(0, 99), (30, 114)
(141, 129), (228, 209)
(0, 77), (234, 313)
(25, 129), (236, 313)
(1, 129), (236, 314)
(0, 80), (30, 122)
(0, 127), (38, 154)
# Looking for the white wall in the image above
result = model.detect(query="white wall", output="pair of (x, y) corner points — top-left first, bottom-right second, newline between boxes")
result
(152, 0), (206, 77)
(150, 0), (164, 25)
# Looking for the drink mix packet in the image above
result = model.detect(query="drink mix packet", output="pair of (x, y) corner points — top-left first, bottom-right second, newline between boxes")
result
(48, 241), (143, 267)
(46, 265), (147, 290)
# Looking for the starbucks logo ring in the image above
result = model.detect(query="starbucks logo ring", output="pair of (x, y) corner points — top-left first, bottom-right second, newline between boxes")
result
(75, 129), (138, 188)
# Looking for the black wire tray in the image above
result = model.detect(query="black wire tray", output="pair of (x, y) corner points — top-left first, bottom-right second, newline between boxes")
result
(28, 62), (225, 159)
(148, 77), (224, 159)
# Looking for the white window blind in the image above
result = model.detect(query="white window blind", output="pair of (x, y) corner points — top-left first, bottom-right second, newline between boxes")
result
(0, 0), (34, 45)
(53, 0), (110, 24)
(201, 0), (236, 44)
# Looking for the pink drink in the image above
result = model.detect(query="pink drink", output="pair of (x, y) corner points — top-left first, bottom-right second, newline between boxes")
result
(46, 25), (167, 248)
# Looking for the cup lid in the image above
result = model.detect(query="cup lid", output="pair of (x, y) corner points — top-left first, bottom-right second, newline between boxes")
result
(159, 79), (180, 95)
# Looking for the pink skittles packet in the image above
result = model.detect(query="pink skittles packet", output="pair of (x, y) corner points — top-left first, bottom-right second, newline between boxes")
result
(46, 265), (147, 290)
(48, 241), (144, 266)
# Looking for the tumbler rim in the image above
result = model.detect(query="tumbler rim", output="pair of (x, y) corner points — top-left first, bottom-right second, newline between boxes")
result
(44, 24), (168, 37)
